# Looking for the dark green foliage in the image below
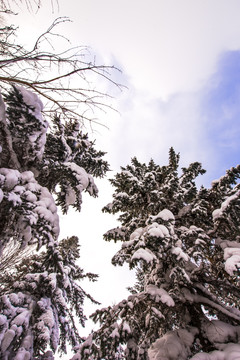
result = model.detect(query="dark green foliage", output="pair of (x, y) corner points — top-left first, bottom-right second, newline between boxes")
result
(103, 148), (207, 240)
(38, 115), (109, 214)
(76, 149), (240, 360)
(0, 86), (108, 359)
(4, 86), (47, 169)
(0, 236), (99, 358)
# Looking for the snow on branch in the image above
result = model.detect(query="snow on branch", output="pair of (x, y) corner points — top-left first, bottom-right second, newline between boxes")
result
(0, 168), (59, 252)
(81, 153), (240, 360)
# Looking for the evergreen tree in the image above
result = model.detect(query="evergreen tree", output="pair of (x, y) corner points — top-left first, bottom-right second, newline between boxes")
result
(0, 86), (108, 359)
(75, 148), (240, 360)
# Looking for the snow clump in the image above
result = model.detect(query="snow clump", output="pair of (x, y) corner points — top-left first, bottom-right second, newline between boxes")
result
(146, 284), (175, 307)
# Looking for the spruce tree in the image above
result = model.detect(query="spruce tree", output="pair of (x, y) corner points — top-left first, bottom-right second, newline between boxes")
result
(75, 148), (240, 360)
(0, 86), (108, 359)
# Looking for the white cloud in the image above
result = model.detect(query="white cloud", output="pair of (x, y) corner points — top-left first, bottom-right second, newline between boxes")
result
(102, 88), (210, 183)
(48, 0), (240, 100)
(14, 0), (240, 99)
(95, 49), (240, 187)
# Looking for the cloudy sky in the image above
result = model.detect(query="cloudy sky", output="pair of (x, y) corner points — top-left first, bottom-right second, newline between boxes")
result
(12, 0), (240, 344)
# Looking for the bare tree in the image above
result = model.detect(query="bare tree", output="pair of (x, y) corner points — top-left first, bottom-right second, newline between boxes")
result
(0, 10), (121, 126)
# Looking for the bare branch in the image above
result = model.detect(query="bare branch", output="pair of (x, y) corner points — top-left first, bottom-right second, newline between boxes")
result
(0, 0), (59, 14)
(0, 16), (122, 126)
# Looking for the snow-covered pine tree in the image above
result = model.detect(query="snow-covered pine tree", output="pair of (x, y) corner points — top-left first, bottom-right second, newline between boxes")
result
(0, 236), (99, 359)
(75, 148), (240, 360)
(0, 85), (108, 359)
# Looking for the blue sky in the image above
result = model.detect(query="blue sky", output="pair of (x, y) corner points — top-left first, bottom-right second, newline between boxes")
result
(11, 0), (240, 347)
(200, 50), (240, 177)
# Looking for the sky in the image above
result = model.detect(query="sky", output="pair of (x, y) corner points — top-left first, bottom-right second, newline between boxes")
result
(9, 0), (240, 354)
